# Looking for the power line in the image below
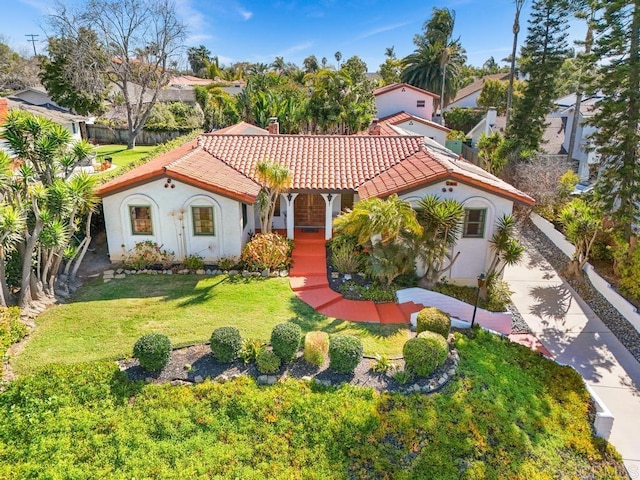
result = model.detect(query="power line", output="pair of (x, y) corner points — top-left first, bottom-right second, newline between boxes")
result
(25, 34), (39, 56)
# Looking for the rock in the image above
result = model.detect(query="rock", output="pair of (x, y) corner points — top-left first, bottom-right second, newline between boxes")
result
(438, 374), (448, 385)
(301, 376), (313, 382)
(116, 269), (124, 274)
(279, 270), (288, 277)
(229, 270), (239, 276)
(257, 375), (269, 385)
(114, 274), (126, 279)
(269, 271), (279, 277)
(167, 270), (173, 275)
(447, 368), (456, 376)
(196, 269), (205, 275)
(104, 278), (112, 283)
(242, 270), (251, 277)
(194, 375), (204, 383)
(315, 379), (332, 387)
(179, 269), (189, 275)
(214, 270), (222, 275)
(103, 269), (115, 276)
(331, 272), (340, 279)
(218, 374), (229, 383)
(205, 269), (212, 275)
(261, 269), (269, 277)
(343, 273), (352, 281)
(145, 377), (153, 383)
(58, 274), (68, 283)
(55, 289), (70, 299)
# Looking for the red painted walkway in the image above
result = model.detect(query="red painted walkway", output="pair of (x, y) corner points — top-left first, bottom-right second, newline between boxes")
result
(288, 230), (552, 357)
(289, 230), (417, 324)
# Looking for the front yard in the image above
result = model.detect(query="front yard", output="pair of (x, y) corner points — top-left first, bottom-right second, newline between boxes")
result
(0, 330), (625, 479)
(11, 275), (409, 375)
(94, 144), (156, 171)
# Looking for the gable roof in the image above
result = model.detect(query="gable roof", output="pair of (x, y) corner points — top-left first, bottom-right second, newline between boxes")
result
(377, 111), (451, 134)
(212, 122), (269, 135)
(451, 73), (509, 104)
(6, 97), (86, 123)
(98, 126), (534, 206)
(374, 83), (439, 99)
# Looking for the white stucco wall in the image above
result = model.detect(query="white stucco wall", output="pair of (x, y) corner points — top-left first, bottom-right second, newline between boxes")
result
(562, 112), (599, 180)
(376, 89), (435, 120)
(102, 178), (248, 263)
(394, 120), (447, 146)
(399, 181), (514, 285)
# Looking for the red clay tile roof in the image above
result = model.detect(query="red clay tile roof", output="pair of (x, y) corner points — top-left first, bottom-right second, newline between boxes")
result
(198, 133), (426, 191)
(98, 125), (534, 206)
(212, 122), (269, 135)
(374, 83), (439, 99)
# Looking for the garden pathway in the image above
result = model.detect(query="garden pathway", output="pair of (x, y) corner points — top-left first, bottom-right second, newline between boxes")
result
(504, 249), (640, 477)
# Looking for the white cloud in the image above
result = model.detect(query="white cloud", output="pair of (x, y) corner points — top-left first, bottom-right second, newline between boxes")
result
(356, 21), (413, 41)
(281, 41), (314, 56)
(18, 0), (50, 14)
(238, 7), (253, 20)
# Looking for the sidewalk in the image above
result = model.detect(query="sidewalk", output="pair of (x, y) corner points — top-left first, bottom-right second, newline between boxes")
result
(504, 248), (640, 477)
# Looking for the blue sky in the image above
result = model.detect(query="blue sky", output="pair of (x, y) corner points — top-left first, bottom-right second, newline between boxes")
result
(3, 0), (586, 71)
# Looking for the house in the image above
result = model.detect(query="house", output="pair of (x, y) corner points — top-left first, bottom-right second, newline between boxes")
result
(362, 112), (451, 147)
(10, 86), (61, 109)
(446, 73), (509, 111)
(466, 108), (566, 157)
(374, 83), (439, 121)
(2, 96), (89, 142)
(97, 120), (534, 286)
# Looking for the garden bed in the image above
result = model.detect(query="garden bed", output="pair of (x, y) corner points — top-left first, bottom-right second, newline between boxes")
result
(118, 340), (459, 395)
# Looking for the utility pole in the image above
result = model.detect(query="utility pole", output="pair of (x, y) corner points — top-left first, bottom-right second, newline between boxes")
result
(25, 34), (39, 56)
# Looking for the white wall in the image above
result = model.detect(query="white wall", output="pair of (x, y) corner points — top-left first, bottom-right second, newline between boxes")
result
(399, 182), (514, 285)
(394, 120), (447, 146)
(102, 178), (246, 263)
(447, 91), (480, 111)
(563, 112), (599, 180)
(376, 88), (435, 120)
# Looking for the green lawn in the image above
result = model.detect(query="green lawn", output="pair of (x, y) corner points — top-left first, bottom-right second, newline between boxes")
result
(94, 144), (155, 170)
(0, 330), (625, 479)
(11, 275), (409, 374)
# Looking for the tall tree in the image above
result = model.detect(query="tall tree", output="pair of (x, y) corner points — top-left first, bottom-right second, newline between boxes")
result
(506, 0), (571, 153)
(48, 0), (187, 148)
(378, 46), (402, 85)
(401, 7), (467, 109)
(505, 0), (526, 127)
(187, 45), (212, 77)
(255, 161), (291, 233)
(588, 0), (640, 238)
(39, 27), (109, 115)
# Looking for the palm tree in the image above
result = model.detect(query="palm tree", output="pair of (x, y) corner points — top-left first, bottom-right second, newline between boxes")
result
(187, 45), (211, 76)
(401, 8), (466, 110)
(0, 203), (26, 306)
(505, 0), (525, 127)
(411, 194), (464, 289)
(255, 161), (291, 233)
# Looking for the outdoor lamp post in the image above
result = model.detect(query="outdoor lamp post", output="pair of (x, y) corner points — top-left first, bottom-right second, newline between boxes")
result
(471, 273), (486, 328)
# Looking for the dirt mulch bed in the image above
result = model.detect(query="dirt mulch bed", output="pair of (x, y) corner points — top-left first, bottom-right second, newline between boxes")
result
(118, 342), (458, 394)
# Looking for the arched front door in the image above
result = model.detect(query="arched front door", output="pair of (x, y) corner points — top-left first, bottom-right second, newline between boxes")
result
(294, 194), (325, 228)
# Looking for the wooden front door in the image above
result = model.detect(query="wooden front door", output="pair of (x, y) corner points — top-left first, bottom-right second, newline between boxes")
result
(294, 194), (325, 227)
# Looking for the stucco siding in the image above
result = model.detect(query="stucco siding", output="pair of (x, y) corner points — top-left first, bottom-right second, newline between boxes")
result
(376, 89), (435, 120)
(102, 179), (244, 263)
(399, 181), (513, 285)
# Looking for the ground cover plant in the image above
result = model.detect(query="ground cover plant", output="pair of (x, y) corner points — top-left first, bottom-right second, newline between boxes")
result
(0, 330), (625, 478)
(11, 275), (409, 374)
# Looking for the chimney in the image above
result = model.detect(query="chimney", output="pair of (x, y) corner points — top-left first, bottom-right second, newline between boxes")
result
(268, 117), (279, 135)
(0, 98), (8, 126)
(485, 107), (497, 135)
(368, 118), (381, 136)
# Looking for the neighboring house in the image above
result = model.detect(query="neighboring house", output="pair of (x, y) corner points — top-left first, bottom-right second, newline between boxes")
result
(358, 112), (450, 147)
(4, 96), (89, 142)
(374, 83), (439, 121)
(553, 96), (602, 180)
(467, 108), (566, 157)
(10, 86), (61, 109)
(446, 73), (509, 111)
(97, 121), (534, 286)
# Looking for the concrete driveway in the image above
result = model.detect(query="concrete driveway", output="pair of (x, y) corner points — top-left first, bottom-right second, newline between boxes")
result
(504, 248), (640, 477)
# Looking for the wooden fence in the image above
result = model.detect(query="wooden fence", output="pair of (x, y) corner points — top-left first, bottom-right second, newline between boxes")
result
(87, 124), (193, 146)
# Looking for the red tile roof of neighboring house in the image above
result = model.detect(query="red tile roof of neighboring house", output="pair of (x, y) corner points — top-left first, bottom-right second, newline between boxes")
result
(374, 83), (439, 99)
(451, 73), (509, 104)
(98, 125), (534, 206)
(212, 122), (269, 135)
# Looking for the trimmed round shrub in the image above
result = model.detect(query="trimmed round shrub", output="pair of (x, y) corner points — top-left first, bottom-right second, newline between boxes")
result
(416, 307), (451, 338)
(328, 335), (363, 374)
(256, 349), (281, 374)
(303, 331), (329, 367)
(210, 326), (242, 363)
(133, 333), (172, 372)
(403, 332), (448, 378)
(271, 322), (302, 362)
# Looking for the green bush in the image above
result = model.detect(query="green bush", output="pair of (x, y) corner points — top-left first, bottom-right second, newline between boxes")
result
(271, 322), (302, 362)
(403, 332), (448, 378)
(303, 331), (329, 367)
(210, 327), (242, 363)
(485, 279), (513, 312)
(416, 307), (451, 338)
(133, 333), (172, 372)
(0, 307), (27, 358)
(184, 254), (205, 272)
(256, 349), (281, 374)
(371, 354), (394, 373)
(328, 335), (363, 374)
(329, 234), (364, 274)
(241, 232), (293, 272)
(123, 241), (174, 270)
(239, 339), (265, 364)
(614, 241), (640, 300)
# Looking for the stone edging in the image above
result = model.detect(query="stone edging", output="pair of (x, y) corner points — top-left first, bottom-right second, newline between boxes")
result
(159, 348), (460, 396)
(102, 267), (289, 282)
